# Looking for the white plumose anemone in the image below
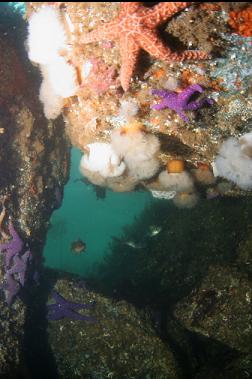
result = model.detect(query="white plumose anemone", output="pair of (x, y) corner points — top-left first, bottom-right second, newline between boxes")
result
(118, 99), (139, 121)
(28, 6), (67, 65)
(39, 75), (64, 120)
(239, 131), (252, 158)
(27, 6), (78, 119)
(158, 170), (194, 192)
(111, 126), (160, 180)
(172, 192), (199, 209)
(46, 56), (77, 98)
(79, 143), (126, 179)
(126, 157), (160, 180)
(213, 134), (252, 190)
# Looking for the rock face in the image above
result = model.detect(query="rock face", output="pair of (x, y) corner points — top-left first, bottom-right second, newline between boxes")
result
(0, 5), (70, 376)
(48, 279), (180, 379)
(26, 2), (252, 200)
(91, 197), (252, 379)
(174, 265), (252, 354)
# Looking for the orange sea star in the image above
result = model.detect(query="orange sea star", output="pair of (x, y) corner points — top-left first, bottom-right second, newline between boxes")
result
(81, 2), (209, 91)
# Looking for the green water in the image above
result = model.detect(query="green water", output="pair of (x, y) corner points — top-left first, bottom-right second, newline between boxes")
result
(43, 148), (152, 276)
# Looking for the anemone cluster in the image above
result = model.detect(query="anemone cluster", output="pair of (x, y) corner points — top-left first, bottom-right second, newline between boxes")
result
(26, 3), (252, 208)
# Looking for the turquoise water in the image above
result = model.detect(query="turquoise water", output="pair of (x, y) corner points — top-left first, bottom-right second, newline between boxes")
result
(6, 2), (25, 14)
(43, 148), (152, 276)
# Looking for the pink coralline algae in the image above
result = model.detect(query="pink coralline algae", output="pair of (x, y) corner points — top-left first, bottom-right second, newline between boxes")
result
(81, 58), (119, 96)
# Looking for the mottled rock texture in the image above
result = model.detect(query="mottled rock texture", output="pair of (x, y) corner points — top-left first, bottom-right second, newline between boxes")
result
(0, 5), (70, 377)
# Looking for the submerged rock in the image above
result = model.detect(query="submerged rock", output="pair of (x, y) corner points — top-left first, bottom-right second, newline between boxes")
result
(174, 265), (252, 354)
(26, 2), (252, 198)
(48, 279), (180, 379)
(0, 4), (70, 376)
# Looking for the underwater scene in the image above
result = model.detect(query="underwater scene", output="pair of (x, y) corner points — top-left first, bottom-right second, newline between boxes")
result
(0, 2), (252, 379)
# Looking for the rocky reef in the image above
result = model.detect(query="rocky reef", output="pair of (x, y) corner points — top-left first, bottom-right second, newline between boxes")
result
(0, 4), (69, 376)
(26, 2), (252, 201)
(1, 2), (252, 379)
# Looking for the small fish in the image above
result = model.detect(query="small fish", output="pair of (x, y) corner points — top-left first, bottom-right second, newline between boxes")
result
(112, 237), (146, 249)
(122, 240), (146, 249)
(71, 239), (86, 254)
(146, 225), (162, 237)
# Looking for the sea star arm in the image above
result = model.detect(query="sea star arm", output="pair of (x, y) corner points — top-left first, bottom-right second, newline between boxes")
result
(151, 89), (170, 98)
(119, 35), (140, 91)
(151, 99), (169, 111)
(51, 290), (68, 305)
(65, 309), (97, 322)
(137, 26), (176, 61)
(177, 84), (204, 106)
(177, 110), (190, 122)
(120, 2), (142, 16)
(46, 304), (63, 320)
(185, 97), (214, 111)
(143, 2), (192, 28)
(136, 26), (209, 63)
(5, 273), (20, 306)
(81, 21), (120, 44)
(171, 49), (210, 61)
(67, 301), (95, 310)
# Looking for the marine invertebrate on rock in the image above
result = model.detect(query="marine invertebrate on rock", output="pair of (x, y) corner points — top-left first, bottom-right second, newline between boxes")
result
(191, 163), (216, 185)
(111, 121), (160, 180)
(80, 58), (118, 95)
(7, 250), (32, 287)
(27, 6), (67, 65)
(166, 159), (185, 174)
(27, 5), (77, 119)
(212, 132), (252, 190)
(0, 221), (24, 268)
(81, 2), (209, 91)
(239, 132), (252, 157)
(0, 196), (8, 240)
(44, 57), (77, 98)
(79, 142), (126, 180)
(149, 189), (177, 200)
(105, 175), (137, 193)
(47, 290), (96, 322)
(127, 157), (160, 181)
(118, 98), (139, 121)
(0, 222), (32, 305)
(172, 191), (199, 209)
(228, 6), (252, 37)
(151, 84), (214, 122)
(2, 273), (20, 306)
(39, 71), (65, 120)
(158, 166), (194, 193)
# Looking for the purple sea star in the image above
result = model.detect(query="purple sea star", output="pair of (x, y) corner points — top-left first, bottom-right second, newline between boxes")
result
(7, 250), (32, 287)
(1, 273), (20, 306)
(0, 221), (24, 268)
(0, 222), (32, 305)
(47, 290), (97, 322)
(151, 84), (214, 122)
